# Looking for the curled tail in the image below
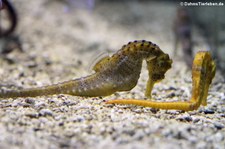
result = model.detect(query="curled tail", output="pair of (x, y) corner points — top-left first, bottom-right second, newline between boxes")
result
(106, 51), (216, 111)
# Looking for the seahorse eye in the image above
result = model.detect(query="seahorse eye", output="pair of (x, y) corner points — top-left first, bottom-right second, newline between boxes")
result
(156, 61), (162, 67)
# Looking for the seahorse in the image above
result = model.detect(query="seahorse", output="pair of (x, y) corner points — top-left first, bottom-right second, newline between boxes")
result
(0, 40), (216, 111)
(0, 40), (172, 99)
(106, 51), (216, 111)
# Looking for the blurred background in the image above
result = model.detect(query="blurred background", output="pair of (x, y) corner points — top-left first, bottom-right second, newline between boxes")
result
(1, 0), (225, 72)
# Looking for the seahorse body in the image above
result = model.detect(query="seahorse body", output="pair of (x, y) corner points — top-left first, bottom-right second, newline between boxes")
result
(0, 40), (172, 99)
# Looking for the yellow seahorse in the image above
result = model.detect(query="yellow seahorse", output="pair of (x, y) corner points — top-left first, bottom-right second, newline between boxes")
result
(107, 51), (216, 111)
(0, 40), (216, 111)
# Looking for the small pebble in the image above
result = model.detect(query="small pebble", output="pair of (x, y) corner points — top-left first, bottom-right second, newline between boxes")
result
(25, 113), (38, 118)
(214, 122), (224, 130)
(25, 98), (35, 104)
(39, 109), (53, 117)
(132, 108), (143, 113)
(34, 101), (47, 109)
(193, 118), (200, 123)
(203, 109), (215, 114)
(176, 115), (192, 122)
(72, 115), (85, 122)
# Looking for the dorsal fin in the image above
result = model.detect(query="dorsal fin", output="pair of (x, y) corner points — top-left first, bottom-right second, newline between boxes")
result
(88, 52), (111, 72)
(92, 55), (111, 72)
